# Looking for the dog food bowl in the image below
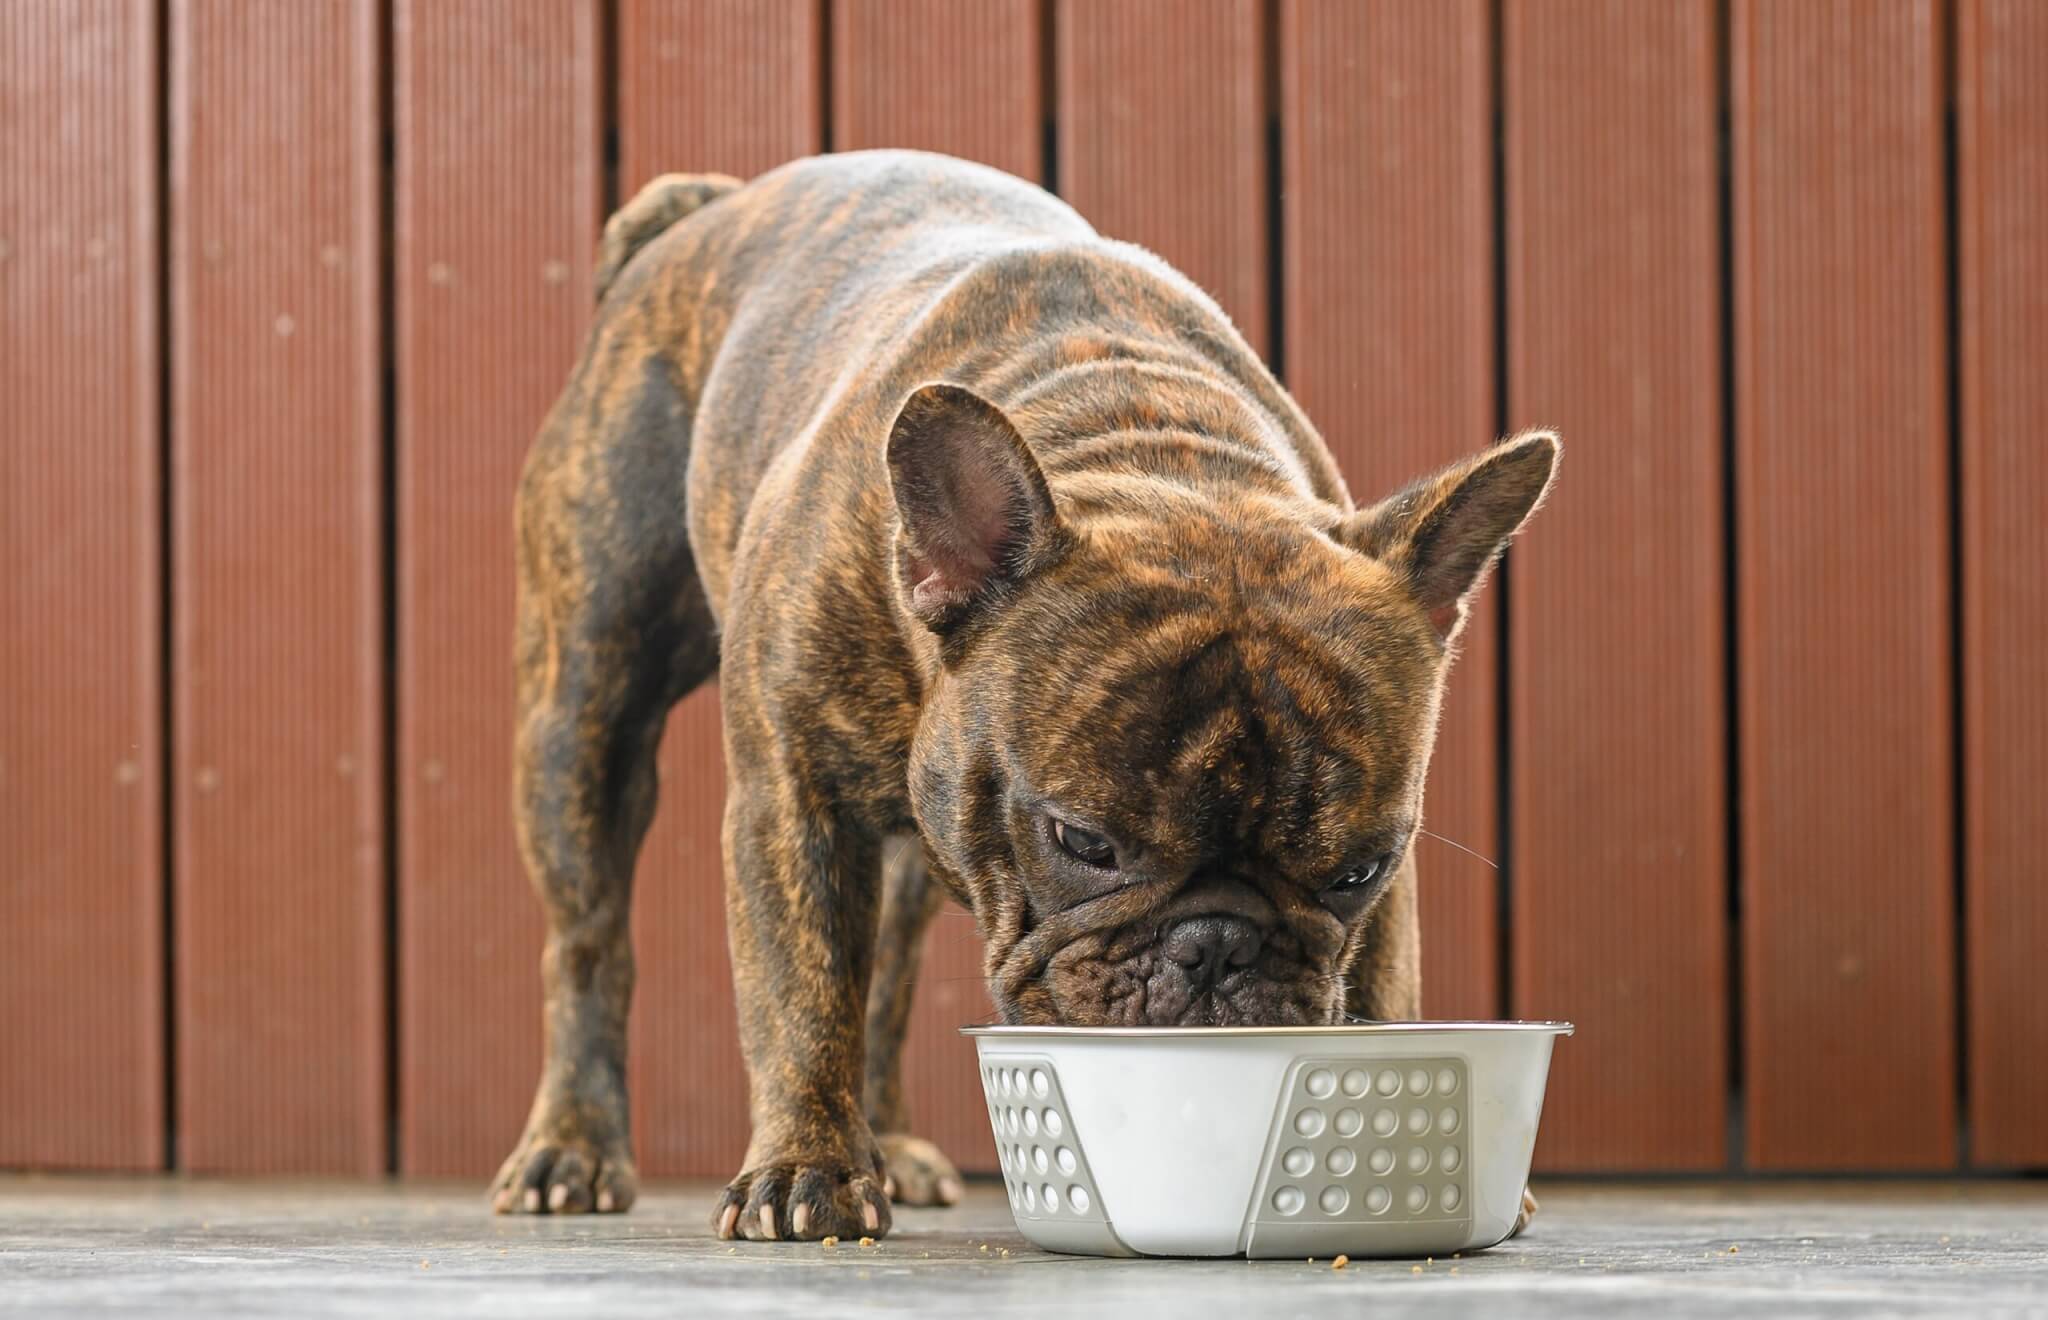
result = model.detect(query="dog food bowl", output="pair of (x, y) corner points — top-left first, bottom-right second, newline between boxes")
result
(964, 1021), (1571, 1258)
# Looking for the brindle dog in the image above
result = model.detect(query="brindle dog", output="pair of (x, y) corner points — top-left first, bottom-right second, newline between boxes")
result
(489, 151), (1558, 1243)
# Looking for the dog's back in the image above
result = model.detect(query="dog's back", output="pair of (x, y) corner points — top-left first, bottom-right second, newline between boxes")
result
(594, 150), (1350, 621)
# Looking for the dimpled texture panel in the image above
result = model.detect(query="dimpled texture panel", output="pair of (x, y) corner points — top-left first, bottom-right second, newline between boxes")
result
(979, 1056), (1132, 1256)
(1244, 1056), (1474, 1258)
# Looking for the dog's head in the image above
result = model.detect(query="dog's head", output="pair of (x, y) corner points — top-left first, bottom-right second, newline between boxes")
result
(887, 383), (1557, 1026)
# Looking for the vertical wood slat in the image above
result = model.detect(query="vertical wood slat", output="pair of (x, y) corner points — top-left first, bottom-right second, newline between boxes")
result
(1732, 0), (1954, 1170)
(1058, 0), (1268, 355)
(832, 0), (1042, 180)
(617, 0), (824, 1178)
(1505, 0), (1728, 1171)
(170, 0), (385, 1174)
(831, 0), (1048, 1175)
(394, 0), (603, 1177)
(0, 0), (164, 1170)
(618, 0), (822, 191)
(1279, 0), (1499, 1022)
(1958, 0), (2048, 1169)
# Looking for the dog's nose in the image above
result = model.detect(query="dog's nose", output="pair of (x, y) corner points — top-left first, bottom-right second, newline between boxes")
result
(1163, 915), (1263, 989)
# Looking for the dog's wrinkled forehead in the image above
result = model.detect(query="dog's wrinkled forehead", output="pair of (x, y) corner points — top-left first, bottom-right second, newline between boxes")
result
(990, 518), (1440, 866)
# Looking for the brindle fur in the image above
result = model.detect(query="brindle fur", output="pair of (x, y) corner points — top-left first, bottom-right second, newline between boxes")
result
(489, 152), (1558, 1242)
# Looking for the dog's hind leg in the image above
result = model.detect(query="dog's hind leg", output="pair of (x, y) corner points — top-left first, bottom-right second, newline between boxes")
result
(489, 337), (718, 1216)
(862, 836), (965, 1206)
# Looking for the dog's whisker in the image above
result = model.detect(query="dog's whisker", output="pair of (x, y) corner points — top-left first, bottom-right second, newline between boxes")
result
(1417, 826), (1498, 871)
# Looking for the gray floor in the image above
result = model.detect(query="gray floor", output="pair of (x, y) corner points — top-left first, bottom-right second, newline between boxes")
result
(2, 1176), (2045, 1318)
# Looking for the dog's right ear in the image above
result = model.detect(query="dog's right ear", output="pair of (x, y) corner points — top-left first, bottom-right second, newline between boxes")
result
(886, 383), (1064, 633)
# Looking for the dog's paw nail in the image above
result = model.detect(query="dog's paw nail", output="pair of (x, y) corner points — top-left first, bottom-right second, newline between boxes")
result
(596, 1189), (615, 1213)
(792, 1203), (811, 1236)
(937, 1177), (963, 1205)
(523, 1188), (541, 1213)
(759, 1204), (778, 1240)
(862, 1199), (881, 1232)
(717, 1204), (740, 1239)
(547, 1184), (569, 1211)
(884, 1174), (897, 1200)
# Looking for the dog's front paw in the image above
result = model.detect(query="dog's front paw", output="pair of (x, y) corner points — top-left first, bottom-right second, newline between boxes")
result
(878, 1132), (963, 1206)
(490, 1114), (637, 1216)
(714, 1157), (893, 1241)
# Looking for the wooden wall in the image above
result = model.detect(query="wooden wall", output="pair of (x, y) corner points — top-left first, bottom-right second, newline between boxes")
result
(5, 0), (2044, 1178)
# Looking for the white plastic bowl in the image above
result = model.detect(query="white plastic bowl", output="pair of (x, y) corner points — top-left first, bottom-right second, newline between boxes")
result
(964, 1021), (1572, 1259)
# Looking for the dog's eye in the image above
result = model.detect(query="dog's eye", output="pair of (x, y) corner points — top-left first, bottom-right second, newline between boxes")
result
(1053, 821), (1117, 868)
(1327, 855), (1390, 893)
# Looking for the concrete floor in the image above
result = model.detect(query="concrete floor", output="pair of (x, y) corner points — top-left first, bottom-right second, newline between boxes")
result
(2, 1177), (2045, 1318)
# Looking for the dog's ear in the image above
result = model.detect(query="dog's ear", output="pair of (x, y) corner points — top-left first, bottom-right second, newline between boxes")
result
(1339, 430), (1559, 644)
(887, 383), (1063, 632)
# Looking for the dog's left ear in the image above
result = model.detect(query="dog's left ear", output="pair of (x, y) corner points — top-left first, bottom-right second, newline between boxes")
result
(1339, 430), (1560, 644)
(886, 382), (1064, 633)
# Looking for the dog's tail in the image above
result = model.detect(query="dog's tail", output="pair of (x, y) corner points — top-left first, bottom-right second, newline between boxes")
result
(594, 172), (744, 304)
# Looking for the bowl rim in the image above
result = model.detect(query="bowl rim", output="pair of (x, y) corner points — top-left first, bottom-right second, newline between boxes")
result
(959, 1020), (1573, 1039)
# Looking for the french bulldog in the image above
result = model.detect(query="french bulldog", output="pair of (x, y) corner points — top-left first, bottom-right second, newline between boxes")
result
(489, 151), (1557, 1243)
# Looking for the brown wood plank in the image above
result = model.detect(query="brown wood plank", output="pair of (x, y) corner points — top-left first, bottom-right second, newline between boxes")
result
(832, 0), (1041, 179)
(393, 0), (604, 1177)
(0, 0), (164, 1171)
(1732, 0), (1954, 1170)
(169, 0), (385, 1174)
(1057, 0), (1268, 354)
(830, 0), (1046, 1175)
(1958, 0), (2048, 1170)
(1279, 0), (1498, 1022)
(617, 3), (824, 1179)
(618, 0), (822, 191)
(1504, 0), (1727, 1171)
